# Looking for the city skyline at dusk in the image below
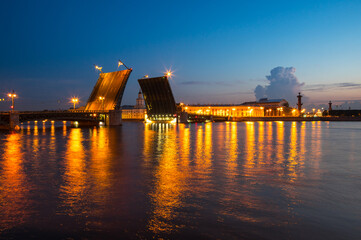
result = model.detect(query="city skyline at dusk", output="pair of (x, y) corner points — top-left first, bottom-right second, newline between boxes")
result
(1, 2), (361, 238)
(2, 0), (361, 110)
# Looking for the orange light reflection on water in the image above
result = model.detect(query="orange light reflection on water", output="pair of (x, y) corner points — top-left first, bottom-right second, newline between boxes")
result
(0, 133), (31, 231)
(147, 123), (190, 235)
(89, 127), (112, 206)
(276, 121), (285, 166)
(244, 122), (255, 171)
(59, 128), (87, 216)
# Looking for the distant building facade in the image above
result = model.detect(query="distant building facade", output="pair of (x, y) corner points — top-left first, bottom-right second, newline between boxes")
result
(181, 104), (265, 117)
(242, 98), (291, 116)
(242, 98), (289, 108)
(122, 90), (146, 120)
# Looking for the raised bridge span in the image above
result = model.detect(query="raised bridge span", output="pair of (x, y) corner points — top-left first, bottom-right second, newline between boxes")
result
(1, 69), (132, 129)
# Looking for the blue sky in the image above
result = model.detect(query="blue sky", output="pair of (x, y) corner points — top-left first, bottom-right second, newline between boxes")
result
(1, 0), (361, 110)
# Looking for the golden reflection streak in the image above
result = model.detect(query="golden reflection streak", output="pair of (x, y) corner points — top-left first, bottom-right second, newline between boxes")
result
(265, 121), (273, 161)
(48, 123), (56, 157)
(143, 123), (156, 164)
(148, 123), (189, 235)
(59, 128), (87, 216)
(238, 122), (271, 223)
(219, 122), (241, 219)
(300, 122), (306, 166)
(194, 123), (212, 178)
(276, 121), (285, 166)
(311, 121), (322, 170)
(63, 122), (67, 136)
(51, 123), (55, 136)
(287, 121), (299, 182)
(244, 122), (255, 172)
(225, 122), (237, 176)
(0, 133), (30, 231)
(204, 123), (213, 171)
(282, 122), (302, 225)
(32, 123), (40, 157)
(257, 122), (265, 164)
(89, 127), (112, 206)
(178, 123), (190, 166)
(34, 123), (38, 136)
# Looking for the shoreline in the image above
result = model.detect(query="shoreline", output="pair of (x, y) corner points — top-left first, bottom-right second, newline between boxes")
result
(228, 116), (361, 122)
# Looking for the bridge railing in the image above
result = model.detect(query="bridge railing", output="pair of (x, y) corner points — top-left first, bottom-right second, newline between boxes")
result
(9, 110), (110, 114)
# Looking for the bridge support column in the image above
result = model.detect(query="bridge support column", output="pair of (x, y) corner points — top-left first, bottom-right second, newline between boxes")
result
(71, 121), (98, 127)
(9, 111), (20, 130)
(179, 111), (188, 123)
(108, 110), (122, 126)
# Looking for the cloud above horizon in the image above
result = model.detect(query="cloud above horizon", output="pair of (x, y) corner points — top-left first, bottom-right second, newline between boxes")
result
(303, 82), (361, 92)
(254, 67), (304, 105)
(180, 80), (242, 87)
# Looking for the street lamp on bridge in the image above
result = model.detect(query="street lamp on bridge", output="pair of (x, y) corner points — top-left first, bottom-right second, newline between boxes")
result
(164, 68), (173, 78)
(72, 98), (79, 110)
(99, 96), (105, 111)
(8, 90), (17, 111)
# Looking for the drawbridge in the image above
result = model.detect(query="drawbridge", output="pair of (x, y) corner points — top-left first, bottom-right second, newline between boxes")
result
(2, 69), (132, 129)
(85, 69), (132, 111)
(138, 76), (176, 122)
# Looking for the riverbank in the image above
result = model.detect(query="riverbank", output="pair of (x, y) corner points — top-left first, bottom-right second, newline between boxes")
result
(229, 116), (361, 122)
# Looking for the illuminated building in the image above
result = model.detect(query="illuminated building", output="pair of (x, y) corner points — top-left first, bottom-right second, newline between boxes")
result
(242, 98), (291, 116)
(122, 90), (146, 120)
(181, 104), (264, 117)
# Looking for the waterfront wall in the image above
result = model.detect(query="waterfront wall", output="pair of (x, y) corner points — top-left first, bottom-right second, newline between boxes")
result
(231, 116), (361, 122)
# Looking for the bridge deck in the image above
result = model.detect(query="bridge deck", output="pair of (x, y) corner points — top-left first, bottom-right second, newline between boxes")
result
(85, 69), (132, 111)
(1, 110), (108, 124)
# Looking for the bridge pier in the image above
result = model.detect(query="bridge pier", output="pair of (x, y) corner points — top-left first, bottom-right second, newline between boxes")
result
(9, 111), (20, 130)
(108, 110), (122, 126)
(179, 111), (189, 123)
(71, 121), (98, 127)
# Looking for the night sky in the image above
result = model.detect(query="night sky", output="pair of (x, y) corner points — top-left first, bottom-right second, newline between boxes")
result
(1, 0), (361, 110)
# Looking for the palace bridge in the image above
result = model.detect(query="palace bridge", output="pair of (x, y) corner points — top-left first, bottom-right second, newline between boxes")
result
(1, 67), (314, 130)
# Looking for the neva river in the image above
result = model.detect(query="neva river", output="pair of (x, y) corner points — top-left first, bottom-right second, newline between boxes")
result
(0, 121), (360, 239)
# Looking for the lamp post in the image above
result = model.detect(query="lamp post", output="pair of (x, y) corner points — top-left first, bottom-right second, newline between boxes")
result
(72, 98), (79, 110)
(164, 69), (173, 78)
(8, 90), (17, 111)
(99, 96), (105, 111)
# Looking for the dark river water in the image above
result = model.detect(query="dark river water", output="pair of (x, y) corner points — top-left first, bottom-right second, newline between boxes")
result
(0, 121), (360, 239)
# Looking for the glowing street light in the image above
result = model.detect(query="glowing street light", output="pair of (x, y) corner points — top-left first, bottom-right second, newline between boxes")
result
(99, 96), (105, 111)
(164, 68), (173, 78)
(71, 98), (79, 109)
(118, 59), (130, 70)
(94, 65), (103, 73)
(8, 90), (17, 111)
